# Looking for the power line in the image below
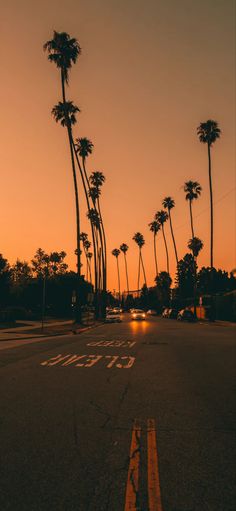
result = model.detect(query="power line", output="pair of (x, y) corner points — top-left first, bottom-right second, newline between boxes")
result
(175, 187), (236, 231)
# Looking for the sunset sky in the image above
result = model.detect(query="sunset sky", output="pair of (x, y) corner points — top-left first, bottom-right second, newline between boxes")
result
(1, 0), (235, 293)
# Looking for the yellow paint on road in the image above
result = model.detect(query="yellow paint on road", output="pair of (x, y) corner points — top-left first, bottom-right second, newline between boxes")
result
(147, 419), (163, 511)
(124, 419), (141, 511)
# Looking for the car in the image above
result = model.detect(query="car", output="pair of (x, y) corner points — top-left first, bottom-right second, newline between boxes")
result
(131, 309), (146, 320)
(168, 308), (179, 319)
(146, 309), (158, 316)
(162, 308), (170, 318)
(113, 307), (123, 313)
(105, 310), (122, 323)
(177, 309), (195, 322)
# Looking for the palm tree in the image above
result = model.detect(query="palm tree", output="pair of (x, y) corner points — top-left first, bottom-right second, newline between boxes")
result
(188, 237), (204, 318)
(132, 232), (147, 292)
(162, 197), (178, 265)
(73, 137), (100, 299)
(197, 120), (221, 268)
(44, 31), (82, 321)
(184, 181), (202, 238)
(43, 31), (81, 102)
(112, 249), (121, 302)
(120, 243), (130, 295)
(90, 171), (107, 293)
(148, 221), (160, 278)
(52, 101), (81, 275)
(155, 210), (169, 274)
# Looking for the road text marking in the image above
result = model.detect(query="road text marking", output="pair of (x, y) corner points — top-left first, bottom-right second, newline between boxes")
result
(87, 340), (136, 348)
(41, 354), (135, 369)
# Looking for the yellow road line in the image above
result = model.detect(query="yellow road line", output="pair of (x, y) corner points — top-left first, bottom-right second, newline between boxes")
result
(124, 419), (141, 511)
(147, 419), (163, 511)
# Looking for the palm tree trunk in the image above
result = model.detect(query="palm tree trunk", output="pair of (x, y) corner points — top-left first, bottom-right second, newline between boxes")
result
(124, 253), (130, 295)
(193, 256), (197, 318)
(153, 233), (158, 277)
(189, 200), (194, 238)
(97, 196), (107, 294)
(169, 210), (178, 265)
(116, 257), (121, 303)
(140, 250), (147, 287)
(162, 225), (169, 274)
(208, 143), (214, 268)
(60, 72), (81, 278)
(73, 149), (98, 295)
(137, 251), (141, 294)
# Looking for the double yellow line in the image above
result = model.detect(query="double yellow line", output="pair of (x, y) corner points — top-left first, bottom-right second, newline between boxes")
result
(124, 419), (163, 511)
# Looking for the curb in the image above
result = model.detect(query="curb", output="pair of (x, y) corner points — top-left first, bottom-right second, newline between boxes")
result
(0, 322), (104, 343)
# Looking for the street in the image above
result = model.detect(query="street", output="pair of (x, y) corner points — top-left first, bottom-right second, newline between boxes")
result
(0, 316), (235, 510)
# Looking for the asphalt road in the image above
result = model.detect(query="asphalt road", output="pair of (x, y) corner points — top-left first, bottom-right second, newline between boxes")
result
(0, 316), (235, 511)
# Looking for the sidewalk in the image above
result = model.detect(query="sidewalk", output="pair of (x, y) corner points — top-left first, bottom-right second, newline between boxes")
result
(0, 318), (99, 342)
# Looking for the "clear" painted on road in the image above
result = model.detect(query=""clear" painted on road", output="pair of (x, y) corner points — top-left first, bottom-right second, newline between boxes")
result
(41, 353), (136, 369)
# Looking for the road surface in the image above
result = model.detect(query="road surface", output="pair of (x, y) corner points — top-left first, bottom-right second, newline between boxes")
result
(0, 315), (235, 510)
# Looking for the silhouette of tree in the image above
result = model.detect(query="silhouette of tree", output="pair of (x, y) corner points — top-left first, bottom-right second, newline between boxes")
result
(155, 271), (172, 307)
(132, 232), (147, 291)
(120, 243), (129, 295)
(188, 237), (204, 317)
(155, 210), (169, 274)
(197, 120), (221, 268)
(184, 181), (202, 238)
(0, 254), (11, 308)
(148, 221), (160, 279)
(176, 253), (195, 300)
(112, 249), (121, 301)
(44, 31), (82, 321)
(89, 171), (107, 296)
(162, 197), (178, 265)
(197, 267), (236, 295)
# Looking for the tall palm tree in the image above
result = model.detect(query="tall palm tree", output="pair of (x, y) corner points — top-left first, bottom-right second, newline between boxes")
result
(112, 249), (121, 302)
(184, 181), (202, 238)
(44, 31), (81, 102)
(44, 31), (82, 321)
(90, 171), (107, 293)
(197, 120), (221, 268)
(162, 197), (178, 265)
(120, 243), (130, 295)
(155, 210), (169, 274)
(52, 101), (81, 275)
(132, 232), (147, 291)
(188, 237), (204, 318)
(74, 137), (100, 297)
(148, 221), (160, 278)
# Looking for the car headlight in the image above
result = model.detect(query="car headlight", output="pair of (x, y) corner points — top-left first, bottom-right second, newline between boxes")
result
(142, 313), (145, 317)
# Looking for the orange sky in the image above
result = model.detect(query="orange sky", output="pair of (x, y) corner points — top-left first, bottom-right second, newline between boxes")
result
(1, 0), (235, 293)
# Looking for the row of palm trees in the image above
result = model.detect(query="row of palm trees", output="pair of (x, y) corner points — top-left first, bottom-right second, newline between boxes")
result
(112, 119), (221, 296)
(44, 31), (107, 319)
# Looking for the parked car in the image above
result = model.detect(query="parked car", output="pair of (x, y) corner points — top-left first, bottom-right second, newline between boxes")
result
(162, 308), (170, 318)
(105, 310), (122, 323)
(147, 309), (158, 316)
(177, 309), (195, 322)
(168, 308), (179, 319)
(131, 309), (146, 320)
(113, 307), (123, 313)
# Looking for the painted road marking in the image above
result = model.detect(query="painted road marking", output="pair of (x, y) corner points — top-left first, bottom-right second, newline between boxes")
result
(147, 419), (163, 511)
(41, 354), (135, 369)
(124, 419), (163, 511)
(124, 419), (141, 511)
(87, 340), (136, 348)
